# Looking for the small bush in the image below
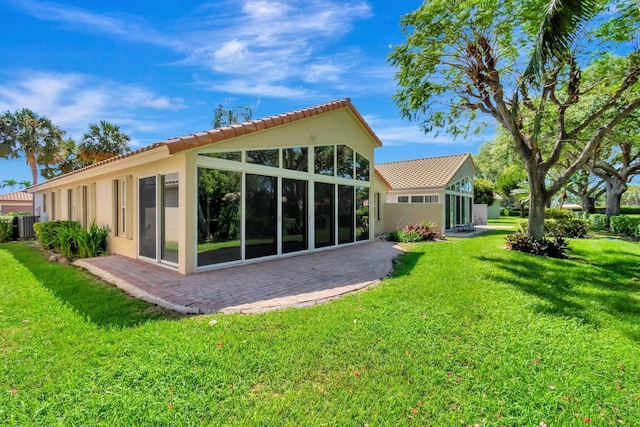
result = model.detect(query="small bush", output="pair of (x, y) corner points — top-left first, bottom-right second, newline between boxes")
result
(505, 232), (569, 258)
(610, 216), (640, 239)
(502, 208), (510, 216)
(34, 220), (109, 258)
(0, 218), (13, 243)
(519, 217), (587, 238)
(545, 218), (588, 238)
(588, 213), (608, 229)
(389, 222), (440, 243)
(545, 208), (573, 220)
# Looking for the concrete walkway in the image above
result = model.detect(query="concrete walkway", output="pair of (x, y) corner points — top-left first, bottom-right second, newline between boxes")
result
(74, 241), (404, 315)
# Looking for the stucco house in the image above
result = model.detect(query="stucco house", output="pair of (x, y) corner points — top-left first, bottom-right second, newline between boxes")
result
(28, 99), (381, 274)
(28, 99), (476, 274)
(0, 191), (34, 215)
(373, 154), (476, 235)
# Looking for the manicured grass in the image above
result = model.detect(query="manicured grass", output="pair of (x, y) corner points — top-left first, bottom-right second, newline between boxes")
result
(487, 216), (520, 227)
(2, 234), (640, 425)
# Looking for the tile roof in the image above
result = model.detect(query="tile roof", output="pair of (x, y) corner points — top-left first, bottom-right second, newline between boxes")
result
(0, 190), (33, 202)
(30, 98), (381, 190)
(375, 153), (474, 190)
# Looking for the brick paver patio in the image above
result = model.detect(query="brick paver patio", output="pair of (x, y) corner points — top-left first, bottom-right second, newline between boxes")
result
(74, 241), (404, 314)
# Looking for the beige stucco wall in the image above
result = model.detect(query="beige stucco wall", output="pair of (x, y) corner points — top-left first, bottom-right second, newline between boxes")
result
(30, 147), (189, 272)
(195, 109), (376, 162)
(449, 158), (476, 186)
(381, 203), (445, 236)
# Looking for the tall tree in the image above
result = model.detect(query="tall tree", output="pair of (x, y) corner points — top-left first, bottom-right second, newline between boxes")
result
(565, 169), (605, 213)
(18, 180), (32, 189)
(212, 104), (252, 128)
(2, 179), (18, 191)
(389, 0), (640, 241)
(40, 138), (85, 180)
(583, 113), (640, 215)
(78, 121), (131, 164)
(0, 109), (65, 185)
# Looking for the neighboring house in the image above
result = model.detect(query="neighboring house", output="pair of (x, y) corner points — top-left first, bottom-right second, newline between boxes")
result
(28, 99), (381, 274)
(0, 191), (34, 215)
(373, 154), (476, 235)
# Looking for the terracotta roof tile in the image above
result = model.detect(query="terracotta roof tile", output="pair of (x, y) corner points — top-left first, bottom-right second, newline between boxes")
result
(375, 153), (474, 190)
(0, 191), (33, 202)
(29, 99), (382, 190)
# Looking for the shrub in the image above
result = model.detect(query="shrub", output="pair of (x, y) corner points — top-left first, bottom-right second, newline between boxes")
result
(502, 208), (510, 216)
(505, 232), (569, 258)
(519, 217), (587, 238)
(545, 218), (588, 238)
(0, 218), (13, 243)
(545, 208), (573, 220)
(588, 213), (608, 229)
(389, 221), (440, 243)
(610, 216), (640, 239)
(33, 220), (109, 258)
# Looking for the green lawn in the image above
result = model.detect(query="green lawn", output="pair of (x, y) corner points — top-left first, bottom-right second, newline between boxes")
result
(2, 233), (640, 425)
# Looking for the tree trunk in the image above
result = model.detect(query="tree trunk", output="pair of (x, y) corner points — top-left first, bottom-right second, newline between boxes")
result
(527, 170), (547, 241)
(605, 181), (624, 216)
(581, 194), (596, 214)
(27, 156), (38, 185)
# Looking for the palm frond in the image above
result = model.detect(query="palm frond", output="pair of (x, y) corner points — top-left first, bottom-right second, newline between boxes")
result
(524, 0), (600, 83)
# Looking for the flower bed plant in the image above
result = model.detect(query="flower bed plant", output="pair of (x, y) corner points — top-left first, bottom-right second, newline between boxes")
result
(33, 220), (109, 259)
(388, 221), (440, 242)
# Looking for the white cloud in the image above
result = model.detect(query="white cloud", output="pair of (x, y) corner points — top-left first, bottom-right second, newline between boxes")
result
(364, 115), (493, 147)
(0, 71), (186, 140)
(12, 0), (184, 49)
(208, 79), (308, 98)
(12, 0), (380, 99)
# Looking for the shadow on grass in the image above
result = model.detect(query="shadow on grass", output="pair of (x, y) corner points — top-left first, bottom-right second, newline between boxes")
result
(475, 241), (640, 342)
(2, 241), (184, 328)
(389, 248), (424, 278)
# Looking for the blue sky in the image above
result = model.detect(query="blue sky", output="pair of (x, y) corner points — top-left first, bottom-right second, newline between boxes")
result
(0, 0), (492, 186)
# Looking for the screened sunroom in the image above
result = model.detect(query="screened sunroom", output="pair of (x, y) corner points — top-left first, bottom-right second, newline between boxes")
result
(194, 144), (372, 270)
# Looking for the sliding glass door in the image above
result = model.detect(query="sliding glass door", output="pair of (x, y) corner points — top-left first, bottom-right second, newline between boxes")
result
(161, 173), (179, 264)
(139, 176), (156, 259)
(314, 182), (335, 248)
(139, 173), (180, 265)
(245, 174), (277, 259)
(282, 178), (308, 253)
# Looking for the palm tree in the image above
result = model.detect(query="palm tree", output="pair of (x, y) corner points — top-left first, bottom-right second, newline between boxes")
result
(78, 121), (131, 164)
(18, 180), (32, 189)
(2, 179), (18, 191)
(212, 105), (252, 128)
(0, 109), (65, 185)
(524, 0), (599, 82)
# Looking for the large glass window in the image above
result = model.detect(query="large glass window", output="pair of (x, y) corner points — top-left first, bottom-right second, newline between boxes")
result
(197, 168), (241, 266)
(282, 179), (308, 253)
(139, 176), (157, 259)
(283, 147), (308, 171)
(337, 145), (354, 179)
(247, 149), (279, 167)
(245, 174), (278, 259)
(161, 173), (179, 264)
(314, 182), (335, 248)
(314, 146), (334, 176)
(356, 187), (369, 241)
(356, 153), (370, 181)
(338, 185), (354, 244)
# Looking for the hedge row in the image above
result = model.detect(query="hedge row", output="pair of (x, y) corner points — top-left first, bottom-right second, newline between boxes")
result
(609, 216), (640, 239)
